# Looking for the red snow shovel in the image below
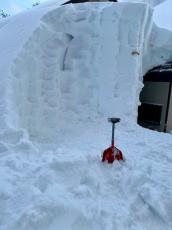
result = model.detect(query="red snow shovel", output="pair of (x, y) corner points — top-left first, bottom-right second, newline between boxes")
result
(102, 118), (124, 164)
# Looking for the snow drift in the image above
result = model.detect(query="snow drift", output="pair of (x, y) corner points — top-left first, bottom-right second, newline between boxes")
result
(0, 1), (172, 230)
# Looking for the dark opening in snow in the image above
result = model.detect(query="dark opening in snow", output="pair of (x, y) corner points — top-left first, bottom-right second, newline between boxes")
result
(138, 62), (172, 133)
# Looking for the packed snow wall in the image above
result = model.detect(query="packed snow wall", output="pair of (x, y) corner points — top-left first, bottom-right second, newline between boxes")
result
(0, 2), (153, 143)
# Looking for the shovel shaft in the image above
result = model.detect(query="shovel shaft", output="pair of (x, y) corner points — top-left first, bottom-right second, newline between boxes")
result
(111, 123), (115, 147)
(108, 118), (120, 148)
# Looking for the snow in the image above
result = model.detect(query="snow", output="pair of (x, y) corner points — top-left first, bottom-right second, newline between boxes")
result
(1, 2), (153, 141)
(0, 1), (172, 230)
(143, 24), (172, 73)
(153, 0), (172, 31)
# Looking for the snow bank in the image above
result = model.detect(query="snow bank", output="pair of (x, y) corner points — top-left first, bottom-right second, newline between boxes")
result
(0, 1), (172, 230)
(143, 24), (172, 72)
(1, 2), (153, 143)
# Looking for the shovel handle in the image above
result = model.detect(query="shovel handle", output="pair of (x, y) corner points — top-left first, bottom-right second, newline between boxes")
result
(108, 118), (120, 147)
(108, 118), (120, 124)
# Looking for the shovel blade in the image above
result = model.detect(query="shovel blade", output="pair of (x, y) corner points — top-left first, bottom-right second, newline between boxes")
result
(102, 146), (124, 163)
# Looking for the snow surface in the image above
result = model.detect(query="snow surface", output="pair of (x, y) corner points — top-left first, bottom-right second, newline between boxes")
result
(0, 1), (172, 230)
(143, 24), (172, 72)
(153, 0), (172, 31)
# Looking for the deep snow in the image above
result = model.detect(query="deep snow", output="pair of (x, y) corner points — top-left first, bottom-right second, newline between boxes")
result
(0, 2), (153, 141)
(0, 1), (172, 230)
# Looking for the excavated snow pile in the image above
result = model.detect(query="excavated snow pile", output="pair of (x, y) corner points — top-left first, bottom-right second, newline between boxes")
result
(0, 2), (172, 230)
